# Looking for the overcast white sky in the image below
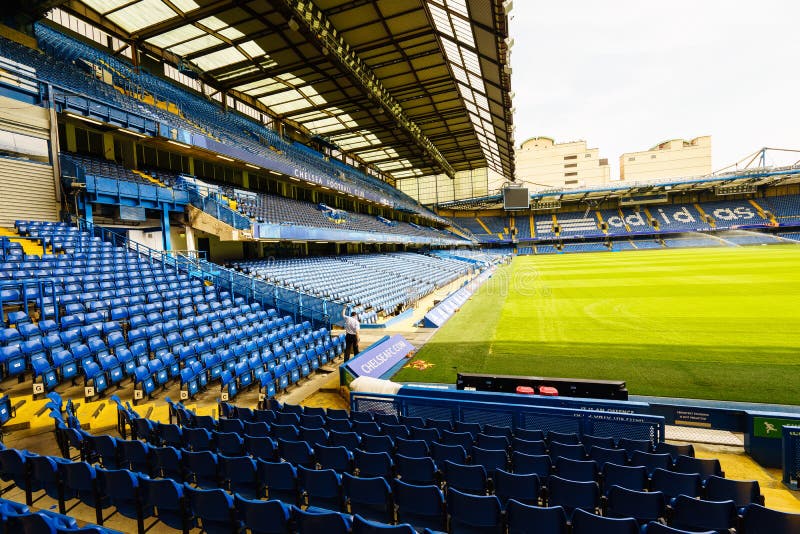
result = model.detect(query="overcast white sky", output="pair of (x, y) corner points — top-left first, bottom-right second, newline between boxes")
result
(508, 0), (800, 180)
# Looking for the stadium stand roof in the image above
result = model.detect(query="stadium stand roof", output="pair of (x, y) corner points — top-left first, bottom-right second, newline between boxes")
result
(58, 0), (515, 183)
(437, 165), (800, 210)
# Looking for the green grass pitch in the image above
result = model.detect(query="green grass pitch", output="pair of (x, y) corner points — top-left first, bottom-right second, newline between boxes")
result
(393, 245), (800, 405)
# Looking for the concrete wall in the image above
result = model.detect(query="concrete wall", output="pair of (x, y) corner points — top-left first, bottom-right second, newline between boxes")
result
(515, 137), (610, 191)
(620, 136), (711, 182)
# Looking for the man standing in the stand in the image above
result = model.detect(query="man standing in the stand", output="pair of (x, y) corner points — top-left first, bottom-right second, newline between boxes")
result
(342, 307), (360, 362)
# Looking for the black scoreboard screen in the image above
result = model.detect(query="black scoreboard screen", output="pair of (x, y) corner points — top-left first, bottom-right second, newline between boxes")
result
(503, 187), (530, 210)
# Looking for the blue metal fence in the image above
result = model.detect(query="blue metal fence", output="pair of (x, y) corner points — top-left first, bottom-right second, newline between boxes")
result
(185, 187), (252, 231)
(351, 391), (665, 444)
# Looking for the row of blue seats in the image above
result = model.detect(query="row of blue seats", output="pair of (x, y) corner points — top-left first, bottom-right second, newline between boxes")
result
(49, 426), (798, 534)
(1, 304), (309, 391)
(97, 417), (749, 511)
(0, 446), (423, 534)
(0, 496), (121, 534)
(138, 414), (711, 480)
(221, 404), (694, 460)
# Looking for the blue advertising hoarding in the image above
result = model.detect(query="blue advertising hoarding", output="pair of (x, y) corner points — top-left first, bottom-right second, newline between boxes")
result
(345, 334), (415, 379)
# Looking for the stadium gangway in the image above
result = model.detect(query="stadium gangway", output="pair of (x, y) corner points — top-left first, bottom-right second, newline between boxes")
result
(351, 391), (665, 444)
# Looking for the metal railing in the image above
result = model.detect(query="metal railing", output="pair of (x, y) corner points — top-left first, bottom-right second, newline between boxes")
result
(0, 279), (59, 327)
(351, 391), (665, 444)
(185, 186), (252, 231)
(783, 425), (800, 490)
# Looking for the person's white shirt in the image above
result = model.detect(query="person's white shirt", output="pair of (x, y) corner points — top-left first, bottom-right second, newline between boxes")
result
(344, 315), (360, 335)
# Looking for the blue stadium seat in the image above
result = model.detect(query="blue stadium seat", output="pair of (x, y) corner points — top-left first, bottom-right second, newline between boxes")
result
(394, 454), (437, 486)
(354, 450), (394, 479)
(571, 508), (639, 534)
(670, 494), (736, 534)
(184, 485), (236, 534)
(605, 484), (665, 525)
(602, 463), (647, 494)
(352, 514), (415, 534)
(492, 469), (540, 508)
(343, 473), (394, 523)
(234, 495), (290, 534)
(258, 459), (298, 505)
(181, 450), (218, 489)
(650, 468), (702, 504)
(298, 465), (342, 511)
(506, 501), (568, 534)
(511, 452), (552, 479)
(292, 505), (352, 534)
(554, 457), (597, 483)
(739, 503), (800, 534)
(218, 454), (258, 499)
(446, 488), (503, 534)
(442, 461), (487, 495)
(393, 479), (446, 532)
(547, 475), (600, 518)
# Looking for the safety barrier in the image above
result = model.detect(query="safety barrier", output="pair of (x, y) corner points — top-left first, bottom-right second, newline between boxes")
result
(782, 425), (800, 490)
(351, 391), (665, 443)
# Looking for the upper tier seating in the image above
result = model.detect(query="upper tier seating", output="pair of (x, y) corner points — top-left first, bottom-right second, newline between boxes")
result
(234, 253), (473, 316)
(233, 191), (460, 242)
(61, 152), (172, 188)
(7, 23), (443, 223)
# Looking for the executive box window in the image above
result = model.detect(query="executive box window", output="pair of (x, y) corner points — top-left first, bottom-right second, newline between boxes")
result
(0, 129), (50, 163)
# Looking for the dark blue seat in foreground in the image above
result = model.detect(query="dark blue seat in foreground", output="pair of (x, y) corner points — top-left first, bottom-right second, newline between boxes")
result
(446, 488), (503, 534)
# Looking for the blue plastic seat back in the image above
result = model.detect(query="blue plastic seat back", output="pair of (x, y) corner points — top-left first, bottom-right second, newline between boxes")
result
(547, 475), (600, 518)
(182, 450), (218, 488)
(492, 469), (539, 508)
(234, 495), (291, 534)
(392, 479), (445, 532)
(670, 495), (736, 533)
(342, 473), (393, 524)
(395, 454), (437, 486)
(606, 485), (666, 525)
(446, 487), (503, 534)
(138, 476), (188, 531)
(602, 463), (647, 494)
(258, 459), (298, 506)
(185, 485), (235, 533)
(292, 505), (352, 534)
(650, 468), (701, 502)
(298, 465), (342, 511)
(431, 442), (467, 467)
(506, 501), (567, 534)
(354, 450), (393, 479)
(443, 461), (487, 496)
(740, 503), (800, 534)
(571, 508), (639, 534)
(352, 514), (415, 534)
